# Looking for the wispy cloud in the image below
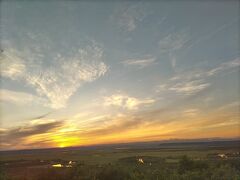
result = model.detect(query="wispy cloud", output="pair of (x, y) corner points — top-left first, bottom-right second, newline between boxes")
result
(216, 101), (239, 111)
(112, 3), (148, 32)
(80, 115), (146, 138)
(0, 89), (47, 106)
(122, 56), (156, 68)
(207, 58), (240, 76)
(159, 30), (189, 53)
(104, 93), (155, 110)
(157, 80), (210, 96)
(0, 49), (26, 80)
(157, 58), (240, 96)
(1, 42), (108, 109)
(182, 109), (200, 117)
(186, 19), (239, 50)
(169, 80), (210, 96)
(28, 112), (52, 121)
(169, 58), (240, 81)
(158, 30), (190, 69)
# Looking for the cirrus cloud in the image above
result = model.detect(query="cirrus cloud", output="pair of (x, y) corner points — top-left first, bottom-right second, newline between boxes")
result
(1, 42), (108, 109)
(112, 3), (148, 32)
(156, 58), (240, 96)
(122, 56), (156, 68)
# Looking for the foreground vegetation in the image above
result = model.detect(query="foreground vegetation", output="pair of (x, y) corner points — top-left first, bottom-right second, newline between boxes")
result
(1, 141), (239, 180)
(1, 155), (240, 180)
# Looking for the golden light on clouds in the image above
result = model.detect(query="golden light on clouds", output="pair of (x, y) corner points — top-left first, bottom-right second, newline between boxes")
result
(0, 0), (239, 151)
(1, 99), (237, 150)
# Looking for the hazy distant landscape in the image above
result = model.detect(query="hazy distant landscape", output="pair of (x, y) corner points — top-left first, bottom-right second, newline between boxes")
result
(1, 140), (239, 180)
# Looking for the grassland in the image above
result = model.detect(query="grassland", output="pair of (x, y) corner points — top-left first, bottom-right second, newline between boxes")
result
(0, 140), (239, 180)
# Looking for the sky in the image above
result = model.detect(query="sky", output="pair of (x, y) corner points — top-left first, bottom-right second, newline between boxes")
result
(0, 0), (239, 150)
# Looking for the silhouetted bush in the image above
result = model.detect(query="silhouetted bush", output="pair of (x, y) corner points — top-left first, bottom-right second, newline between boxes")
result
(96, 165), (130, 180)
(210, 164), (240, 180)
(0, 166), (10, 180)
(178, 155), (195, 173)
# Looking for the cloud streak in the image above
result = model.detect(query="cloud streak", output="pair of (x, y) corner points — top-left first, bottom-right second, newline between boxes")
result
(0, 120), (64, 150)
(207, 58), (240, 76)
(169, 80), (210, 96)
(157, 79), (210, 97)
(122, 56), (156, 68)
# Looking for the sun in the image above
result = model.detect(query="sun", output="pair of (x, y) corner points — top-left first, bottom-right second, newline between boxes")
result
(59, 144), (66, 148)
(52, 135), (81, 148)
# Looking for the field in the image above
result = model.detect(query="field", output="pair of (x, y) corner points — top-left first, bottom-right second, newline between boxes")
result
(0, 140), (240, 180)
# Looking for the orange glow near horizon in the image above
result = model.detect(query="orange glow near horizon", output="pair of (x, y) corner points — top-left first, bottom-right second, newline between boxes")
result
(3, 107), (232, 150)
(22, 116), (239, 150)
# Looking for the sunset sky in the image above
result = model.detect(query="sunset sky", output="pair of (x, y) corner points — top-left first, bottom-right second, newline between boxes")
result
(0, 0), (239, 150)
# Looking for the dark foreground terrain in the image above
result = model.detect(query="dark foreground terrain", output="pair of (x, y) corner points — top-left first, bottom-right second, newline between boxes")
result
(0, 140), (240, 180)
